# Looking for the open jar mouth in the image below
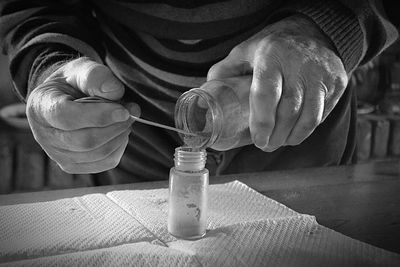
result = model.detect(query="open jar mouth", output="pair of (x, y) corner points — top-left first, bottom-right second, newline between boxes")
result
(174, 146), (207, 171)
(174, 88), (222, 149)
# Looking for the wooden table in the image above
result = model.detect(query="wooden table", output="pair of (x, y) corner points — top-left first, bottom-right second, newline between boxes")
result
(1, 159), (399, 254)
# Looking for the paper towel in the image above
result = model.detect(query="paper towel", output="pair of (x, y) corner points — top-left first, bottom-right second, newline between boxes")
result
(1, 181), (399, 266)
(0, 194), (158, 263)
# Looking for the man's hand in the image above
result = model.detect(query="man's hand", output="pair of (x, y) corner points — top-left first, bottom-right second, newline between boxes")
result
(208, 15), (348, 152)
(26, 57), (140, 173)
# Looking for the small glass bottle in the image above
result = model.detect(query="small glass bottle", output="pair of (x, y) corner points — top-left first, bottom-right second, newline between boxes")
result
(175, 76), (252, 150)
(168, 147), (208, 239)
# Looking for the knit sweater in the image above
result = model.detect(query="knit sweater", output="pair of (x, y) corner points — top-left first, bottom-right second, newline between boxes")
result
(0, 0), (398, 181)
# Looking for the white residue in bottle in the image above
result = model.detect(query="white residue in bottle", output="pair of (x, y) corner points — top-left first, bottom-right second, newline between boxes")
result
(168, 147), (208, 239)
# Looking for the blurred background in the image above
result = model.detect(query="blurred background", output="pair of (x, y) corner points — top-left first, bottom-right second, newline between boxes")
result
(1, 40), (400, 194)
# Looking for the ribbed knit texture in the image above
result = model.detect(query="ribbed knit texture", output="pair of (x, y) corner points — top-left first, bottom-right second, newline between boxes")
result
(292, 0), (364, 73)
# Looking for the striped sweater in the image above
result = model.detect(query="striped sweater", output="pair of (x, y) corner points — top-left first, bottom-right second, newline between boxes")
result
(0, 0), (398, 181)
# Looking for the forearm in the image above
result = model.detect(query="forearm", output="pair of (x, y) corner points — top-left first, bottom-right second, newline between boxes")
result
(11, 44), (80, 102)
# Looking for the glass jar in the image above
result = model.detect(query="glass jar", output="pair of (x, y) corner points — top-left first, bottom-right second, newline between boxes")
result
(174, 76), (252, 150)
(168, 147), (208, 239)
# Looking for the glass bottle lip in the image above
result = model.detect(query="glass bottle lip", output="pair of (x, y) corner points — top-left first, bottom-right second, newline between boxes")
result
(174, 88), (223, 149)
(174, 146), (207, 171)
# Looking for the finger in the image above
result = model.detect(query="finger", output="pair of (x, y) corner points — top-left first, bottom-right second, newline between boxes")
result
(207, 51), (252, 81)
(48, 100), (131, 130)
(124, 102), (142, 118)
(46, 130), (130, 164)
(60, 135), (130, 174)
(322, 75), (348, 121)
(63, 58), (125, 101)
(249, 56), (282, 150)
(43, 119), (133, 152)
(266, 81), (304, 150)
(27, 84), (131, 130)
(286, 80), (326, 145)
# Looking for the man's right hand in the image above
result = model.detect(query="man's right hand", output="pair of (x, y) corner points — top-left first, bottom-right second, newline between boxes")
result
(26, 57), (140, 174)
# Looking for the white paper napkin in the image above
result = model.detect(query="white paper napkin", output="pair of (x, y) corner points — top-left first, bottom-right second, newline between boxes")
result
(1, 181), (399, 266)
(0, 194), (158, 263)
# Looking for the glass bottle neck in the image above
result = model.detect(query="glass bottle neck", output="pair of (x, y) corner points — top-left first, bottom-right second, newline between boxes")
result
(174, 87), (222, 149)
(174, 147), (207, 172)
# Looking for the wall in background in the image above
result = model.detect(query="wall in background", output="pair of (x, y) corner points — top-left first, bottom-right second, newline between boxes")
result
(0, 53), (18, 107)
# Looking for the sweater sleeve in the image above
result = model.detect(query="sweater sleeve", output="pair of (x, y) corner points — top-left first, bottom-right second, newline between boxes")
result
(0, 0), (104, 101)
(275, 0), (399, 73)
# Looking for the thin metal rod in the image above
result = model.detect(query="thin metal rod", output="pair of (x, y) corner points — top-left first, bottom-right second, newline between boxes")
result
(129, 115), (197, 136)
(74, 96), (197, 136)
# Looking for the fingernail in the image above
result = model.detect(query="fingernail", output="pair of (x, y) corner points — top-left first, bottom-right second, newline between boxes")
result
(101, 79), (123, 93)
(112, 109), (130, 122)
(125, 102), (141, 117)
(254, 134), (268, 148)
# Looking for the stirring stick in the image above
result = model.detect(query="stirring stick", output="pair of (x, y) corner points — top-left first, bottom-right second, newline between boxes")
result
(128, 115), (197, 136)
(74, 96), (197, 136)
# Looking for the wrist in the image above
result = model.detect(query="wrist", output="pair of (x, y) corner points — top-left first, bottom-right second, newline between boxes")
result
(28, 45), (81, 99)
(266, 15), (338, 56)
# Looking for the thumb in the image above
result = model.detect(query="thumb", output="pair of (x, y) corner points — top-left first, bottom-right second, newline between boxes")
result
(62, 57), (125, 101)
(123, 102), (142, 117)
(207, 54), (252, 81)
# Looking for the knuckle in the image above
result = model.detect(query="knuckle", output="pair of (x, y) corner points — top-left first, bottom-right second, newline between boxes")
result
(280, 91), (302, 117)
(229, 45), (244, 57)
(282, 105), (300, 120)
(335, 74), (348, 90)
(256, 38), (272, 52)
(255, 37), (280, 57)
(281, 86), (299, 100)
(207, 63), (221, 78)
(252, 65), (267, 82)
